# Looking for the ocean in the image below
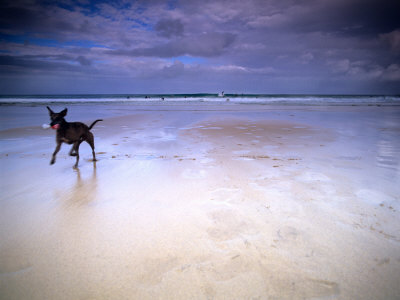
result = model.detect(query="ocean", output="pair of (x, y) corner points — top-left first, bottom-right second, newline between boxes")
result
(1, 94), (400, 106)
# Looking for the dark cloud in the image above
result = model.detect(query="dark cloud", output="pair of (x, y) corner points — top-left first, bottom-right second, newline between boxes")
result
(155, 18), (184, 38)
(0, 3), (74, 35)
(76, 55), (92, 66)
(240, 0), (400, 37)
(0, 6), (39, 31)
(0, 54), (91, 73)
(110, 32), (236, 57)
(338, 0), (400, 35)
(0, 0), (103, 43)
(296, 0), (400, 36)
(380, 30), (400, 53)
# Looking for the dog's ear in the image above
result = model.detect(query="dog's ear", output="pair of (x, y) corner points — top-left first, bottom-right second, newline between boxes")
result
(60, 108), (68, 117)
(47, 106), (54, 115)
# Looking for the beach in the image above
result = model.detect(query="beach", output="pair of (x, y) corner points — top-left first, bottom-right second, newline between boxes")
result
(1, 102), (400, 299)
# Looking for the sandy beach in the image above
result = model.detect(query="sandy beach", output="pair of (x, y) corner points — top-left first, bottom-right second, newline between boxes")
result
(1, 103), (400, 299)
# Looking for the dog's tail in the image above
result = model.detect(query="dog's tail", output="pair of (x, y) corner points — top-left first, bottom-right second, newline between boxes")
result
(88, 119), (103, 130)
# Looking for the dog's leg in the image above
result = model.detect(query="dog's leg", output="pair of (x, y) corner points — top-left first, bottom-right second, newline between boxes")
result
(73, 144), (80, 168)
(69, 141), (81, 156)
(72, 141), (82, 168)
(74, 152), (80, 168)
(50, 142), (62, 165)
(86, 132), (97, 162)
(69, 145), (76, 156)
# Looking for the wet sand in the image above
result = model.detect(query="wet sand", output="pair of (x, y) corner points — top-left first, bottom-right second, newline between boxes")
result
(1, 104), (400, 299)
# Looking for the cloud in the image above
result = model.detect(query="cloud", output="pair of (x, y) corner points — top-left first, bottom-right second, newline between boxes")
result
(76, 55), (92, 66)
(380, 30), (400, 53)
(208, 64), (275, 75)
(0, 50), (95, 75)
(300, 52), (314, 64)
(0, 2), (86, 37)
(328, 59), (351, 73)
(273, 0), (400, 36)
(327, 59), (400, 82)
(0, 54), (83, 74)
(211, 64), (249, 73)
(162, 60), (184, 77)
(109, 31), (236, 58)
(155, 18), (184, 37)
(246, 13), (287, 28)
(382, 64), (400, 81)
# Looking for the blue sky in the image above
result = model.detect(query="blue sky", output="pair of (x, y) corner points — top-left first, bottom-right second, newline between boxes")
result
(0, 0), (399, 94)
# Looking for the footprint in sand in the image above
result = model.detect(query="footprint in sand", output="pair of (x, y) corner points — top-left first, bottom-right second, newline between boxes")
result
(133, 256), (178, 285)
(209, 187), (243, 205)
(299, 278), (340, 299)
(277, 226), (299, 241)
(206, 209), (248, 241)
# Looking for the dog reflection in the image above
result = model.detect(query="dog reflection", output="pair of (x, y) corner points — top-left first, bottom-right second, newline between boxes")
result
(63, 163), (98, 206)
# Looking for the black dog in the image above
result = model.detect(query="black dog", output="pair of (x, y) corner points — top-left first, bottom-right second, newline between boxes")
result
(47, 106), (103, 168)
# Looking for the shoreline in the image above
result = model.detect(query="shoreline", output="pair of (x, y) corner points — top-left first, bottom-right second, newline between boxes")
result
(1, 93), (400, 107)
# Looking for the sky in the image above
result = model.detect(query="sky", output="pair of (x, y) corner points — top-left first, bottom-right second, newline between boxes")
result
(0, 0), (399, 94)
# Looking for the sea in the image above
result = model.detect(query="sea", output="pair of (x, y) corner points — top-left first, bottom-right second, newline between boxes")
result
(1, 94), (400, 106)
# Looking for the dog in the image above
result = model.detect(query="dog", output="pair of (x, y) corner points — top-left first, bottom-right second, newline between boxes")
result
(47, 106), (103, 168)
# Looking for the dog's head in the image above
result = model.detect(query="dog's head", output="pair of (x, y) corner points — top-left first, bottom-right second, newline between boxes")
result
(47, 106), (67, 129)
